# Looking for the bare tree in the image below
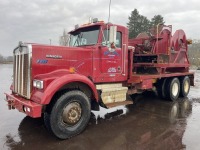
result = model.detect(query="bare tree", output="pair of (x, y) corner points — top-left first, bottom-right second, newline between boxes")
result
(59, 30), (69, 46)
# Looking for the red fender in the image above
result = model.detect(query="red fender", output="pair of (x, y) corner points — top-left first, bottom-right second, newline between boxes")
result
(31, 72), (99, 105)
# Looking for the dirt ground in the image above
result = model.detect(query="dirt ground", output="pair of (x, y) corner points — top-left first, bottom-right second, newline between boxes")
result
(1, 64), (200, 150)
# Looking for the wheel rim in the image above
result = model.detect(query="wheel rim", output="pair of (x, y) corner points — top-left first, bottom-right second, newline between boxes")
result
(184, 80), (189, 94)
(62, 102), (82, 126)
(172, 82), (179, 97)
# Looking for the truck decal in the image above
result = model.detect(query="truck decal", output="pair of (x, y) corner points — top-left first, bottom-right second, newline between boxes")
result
(108, 67), (117, 73)
(46, 54), (63, 59)
(104, 50), (119, 56)
(37, 59), (48, 64)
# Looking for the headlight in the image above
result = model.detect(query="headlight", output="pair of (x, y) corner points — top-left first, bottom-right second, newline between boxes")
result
(33, 80), (44, 89)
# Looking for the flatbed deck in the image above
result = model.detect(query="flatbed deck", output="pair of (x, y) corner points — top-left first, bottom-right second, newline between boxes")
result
(128, 72), (194, 84)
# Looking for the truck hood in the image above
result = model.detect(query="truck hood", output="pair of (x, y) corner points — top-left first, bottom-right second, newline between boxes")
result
(31, 44), (93, 80)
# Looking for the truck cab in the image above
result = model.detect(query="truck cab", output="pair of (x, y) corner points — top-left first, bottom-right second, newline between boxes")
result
(68, 20), (129, 83)
(5, 19), (131, 139)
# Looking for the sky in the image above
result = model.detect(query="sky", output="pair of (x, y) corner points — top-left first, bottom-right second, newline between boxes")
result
(0, 0), (200, 56)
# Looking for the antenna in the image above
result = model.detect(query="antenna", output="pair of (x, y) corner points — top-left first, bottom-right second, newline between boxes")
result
(108, 0), (112, 23)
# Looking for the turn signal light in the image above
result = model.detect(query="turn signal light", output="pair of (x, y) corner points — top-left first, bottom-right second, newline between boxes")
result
(69, 67), (76, 73)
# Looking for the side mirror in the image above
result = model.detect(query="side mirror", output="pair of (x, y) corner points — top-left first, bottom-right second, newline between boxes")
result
(109, 26), (117, 44)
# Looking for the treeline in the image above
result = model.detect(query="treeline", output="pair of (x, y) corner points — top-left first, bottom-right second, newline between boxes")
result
(127, 9), (165, 38)
(0, 54), (13, 64)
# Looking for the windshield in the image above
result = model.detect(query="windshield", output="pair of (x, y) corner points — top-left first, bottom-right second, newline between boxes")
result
(69, 26), (99, 47)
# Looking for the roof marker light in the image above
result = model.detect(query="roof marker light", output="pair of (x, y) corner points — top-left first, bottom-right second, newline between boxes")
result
(75, 24), (79, 29)
(92, 18), (98, 23)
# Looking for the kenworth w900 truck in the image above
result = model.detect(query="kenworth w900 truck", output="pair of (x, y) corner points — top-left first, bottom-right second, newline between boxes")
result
(5, 18), (194, 139)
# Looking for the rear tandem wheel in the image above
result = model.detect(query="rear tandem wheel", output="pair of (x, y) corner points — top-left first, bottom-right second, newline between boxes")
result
(165, 77), (180, 101)
(156, 78), (167, 99)
(179, 76), (190, 97)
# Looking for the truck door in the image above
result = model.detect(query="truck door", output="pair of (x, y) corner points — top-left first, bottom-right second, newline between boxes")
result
(99, 29), (125, 81)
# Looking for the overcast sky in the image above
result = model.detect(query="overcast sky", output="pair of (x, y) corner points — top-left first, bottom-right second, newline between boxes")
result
(0, 0), (200, 56)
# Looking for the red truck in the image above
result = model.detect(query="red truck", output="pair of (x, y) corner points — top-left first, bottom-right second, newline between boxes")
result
(5, 18), (194, 139)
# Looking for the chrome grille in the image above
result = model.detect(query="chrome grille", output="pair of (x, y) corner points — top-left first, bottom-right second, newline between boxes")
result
(13, 44), (32, 99)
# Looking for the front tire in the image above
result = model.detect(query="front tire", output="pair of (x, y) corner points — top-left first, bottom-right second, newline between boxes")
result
(49, 90), (91, 139)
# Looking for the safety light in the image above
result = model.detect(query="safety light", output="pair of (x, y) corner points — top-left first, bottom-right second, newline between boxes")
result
(92, 18), (98, 23)
(75, 24), (79, 29)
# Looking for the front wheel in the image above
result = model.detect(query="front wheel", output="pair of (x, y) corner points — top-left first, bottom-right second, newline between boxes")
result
(49, 90), (91, 139)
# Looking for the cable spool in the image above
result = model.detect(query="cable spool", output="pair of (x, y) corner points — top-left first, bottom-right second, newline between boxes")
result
(171, 30), (187, 52)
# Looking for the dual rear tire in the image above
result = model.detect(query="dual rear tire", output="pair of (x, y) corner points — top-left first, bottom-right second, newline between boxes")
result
(165, 78), (180, 101)
(157, 76), (190, 101)
(180, 76), (190, 97)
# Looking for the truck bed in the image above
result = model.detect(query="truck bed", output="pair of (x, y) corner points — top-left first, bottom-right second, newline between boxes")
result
(128, 72), (194, 84)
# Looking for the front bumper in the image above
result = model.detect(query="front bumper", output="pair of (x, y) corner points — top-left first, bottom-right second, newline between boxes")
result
(5, 93), (42, 118)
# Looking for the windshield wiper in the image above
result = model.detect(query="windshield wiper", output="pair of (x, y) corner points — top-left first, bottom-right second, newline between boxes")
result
(73, 33), (83, 46)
